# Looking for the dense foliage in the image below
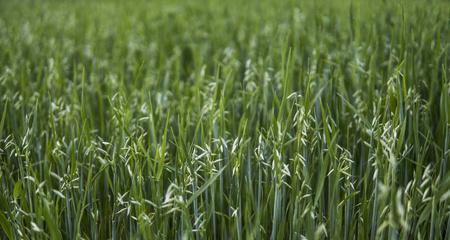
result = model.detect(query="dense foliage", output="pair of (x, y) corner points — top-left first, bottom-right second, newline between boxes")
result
(0, 0), (449, 239)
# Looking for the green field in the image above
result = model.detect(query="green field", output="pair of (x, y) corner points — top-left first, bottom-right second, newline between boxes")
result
(0, 0), (449, 239)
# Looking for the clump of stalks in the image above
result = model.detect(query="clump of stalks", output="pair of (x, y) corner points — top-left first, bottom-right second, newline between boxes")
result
(0, 0), (449, 239)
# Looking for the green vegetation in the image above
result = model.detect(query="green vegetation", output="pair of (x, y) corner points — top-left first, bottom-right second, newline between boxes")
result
(0, 0), (449, 239)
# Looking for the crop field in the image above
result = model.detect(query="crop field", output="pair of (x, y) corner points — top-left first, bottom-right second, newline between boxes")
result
(0, 0), (449, 239)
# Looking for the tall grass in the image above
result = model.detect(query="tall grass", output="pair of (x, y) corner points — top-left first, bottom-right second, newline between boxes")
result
(0, 0), (449, 239)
